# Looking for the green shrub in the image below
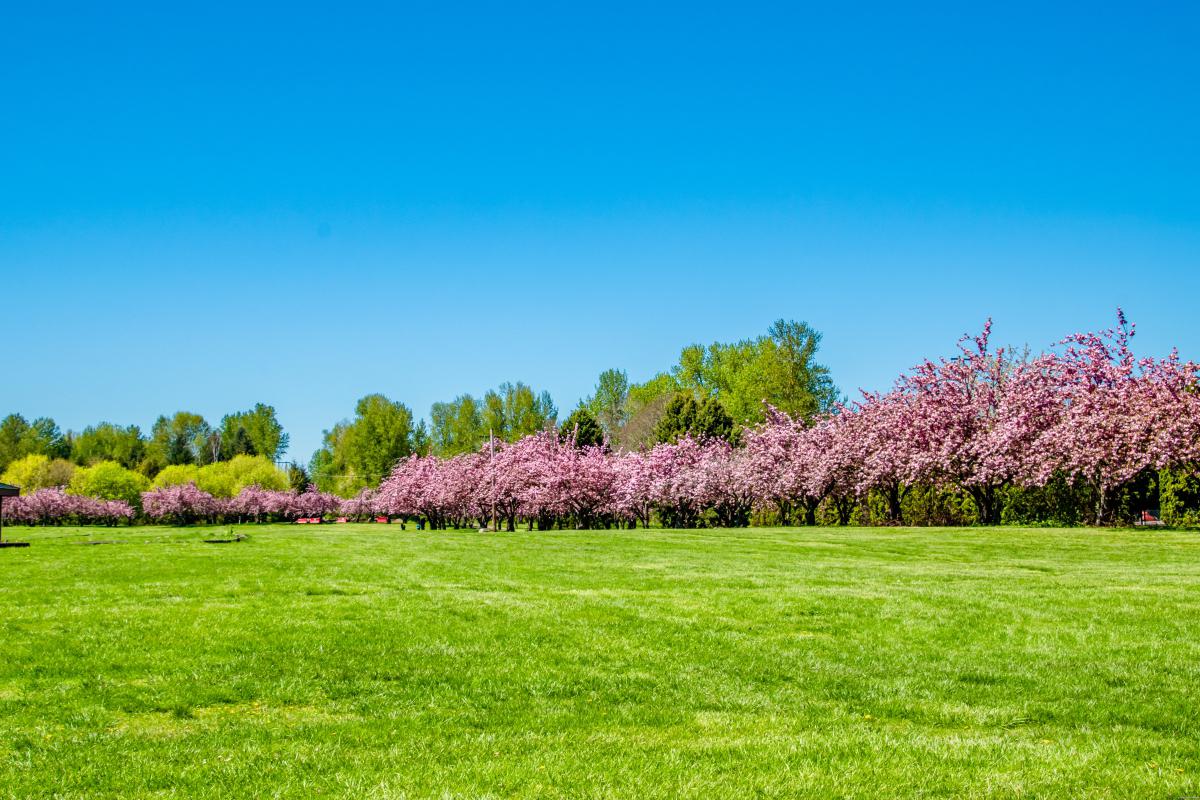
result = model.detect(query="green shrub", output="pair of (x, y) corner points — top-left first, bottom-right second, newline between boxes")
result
(68, 461), (150, 507)
(1, 454), (76, 492)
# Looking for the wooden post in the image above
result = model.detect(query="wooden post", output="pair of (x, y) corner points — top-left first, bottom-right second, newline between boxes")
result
(490, 429), (497, 532)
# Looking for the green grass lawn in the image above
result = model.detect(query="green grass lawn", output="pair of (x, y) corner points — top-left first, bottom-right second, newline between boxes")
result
(0, 524), (1197, 798)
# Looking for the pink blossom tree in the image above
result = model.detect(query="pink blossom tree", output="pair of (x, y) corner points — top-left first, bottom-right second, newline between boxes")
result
(892, 321), (1062, 524)
(1036, 310), (1200, 523)
(645, 436), (711, 528)
(612, 450), (655, 529)
(142, 483), (219, 525)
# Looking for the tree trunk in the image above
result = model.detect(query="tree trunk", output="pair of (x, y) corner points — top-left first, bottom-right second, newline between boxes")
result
(885, 483), (907, 525)
(966, 485), (1003, 525)
(1095, 486), (1109, 527)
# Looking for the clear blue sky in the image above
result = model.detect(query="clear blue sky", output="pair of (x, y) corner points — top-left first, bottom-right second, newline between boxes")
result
(3, 2), (1198, 462)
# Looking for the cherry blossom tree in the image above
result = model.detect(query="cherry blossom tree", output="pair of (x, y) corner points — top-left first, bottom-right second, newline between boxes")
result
(645, 436), (711, 528)
(743, 406), (815, 525)
(693, 438), (756, 527)
(1036, 310), (1200, 523)
(612, 450), (655, 529)
(891, 321), (1062, 524)
(339, 488), (377, 521)
(142, 483), (219, 524)
(290, 485), (342, 520)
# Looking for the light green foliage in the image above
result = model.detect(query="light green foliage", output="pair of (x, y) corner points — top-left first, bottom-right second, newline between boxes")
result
(618, 320), (835, 445)
(310, 394), (418, 495)
(625, 372), (681, 414)
(152, 464), (201, 490)
(0, 454), (76, 491)
(411, 420), (431, 456)
(0, 414), (28, 471)
(482, 382), (556, 442)
(67, 460), (150, 506)
(1, 454), (48, 489)
(150, 454), (361, 498)
(218, 404), (289, 461)
(197, 455), (289, 498)
(431, 383), (556, 456)
(584, 368), (630, 436)
(195, 464), (233, 498)
(430, 395), (484, 456)
(672, 319), (838, 425)
(71, 422), (146, 469)
(0, 525), (1195, 797)
(228, 455), (289, 494)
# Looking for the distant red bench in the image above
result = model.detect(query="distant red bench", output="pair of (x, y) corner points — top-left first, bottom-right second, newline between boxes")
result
(295, 518), (323, 524)
(374, 516), (388, 524)
(1135, 510), (1166, 527)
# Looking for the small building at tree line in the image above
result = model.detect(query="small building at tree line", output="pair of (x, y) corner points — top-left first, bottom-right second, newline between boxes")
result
(0, 482), (23, 546)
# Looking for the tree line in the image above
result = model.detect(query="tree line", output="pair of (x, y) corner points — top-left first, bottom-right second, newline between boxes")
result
(7, 313), (1199, 528)
(0, 319), (837, 521)
(0, 404), (299, 504)
(304, 319), (833, 494)
(349, 311), (1200, 530)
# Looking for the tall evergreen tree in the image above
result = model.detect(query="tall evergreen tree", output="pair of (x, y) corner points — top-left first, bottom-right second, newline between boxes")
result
(560, 408), (605, 448)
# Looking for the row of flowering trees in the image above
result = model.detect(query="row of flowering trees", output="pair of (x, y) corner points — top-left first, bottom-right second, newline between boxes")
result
(5, 313), (1198, 529)
(0, 489), (136, 526)
(3, 484), (343, 526)
(362, 432), (758, 531)
(360, 312), (1200, 528)
(140, 484), (343, 524)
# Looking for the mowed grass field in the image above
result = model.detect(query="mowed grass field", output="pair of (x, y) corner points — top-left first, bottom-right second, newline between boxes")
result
(0, 524), (1197, 798)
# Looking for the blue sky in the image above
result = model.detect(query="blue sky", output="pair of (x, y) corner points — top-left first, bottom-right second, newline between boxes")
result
(3, 2), (1198, 462)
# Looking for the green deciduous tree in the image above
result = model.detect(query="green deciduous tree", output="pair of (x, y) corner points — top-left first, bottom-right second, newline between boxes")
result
(585, 369), (630, 437)
(482, 382), (557, 442)
(152, 464), (200, 489)
(430, 395), (485, 457)
(431, 383), (556, 456)
(0, 414), (70, 471)
(203, 455), (289, 498)
(310, 395), (418, 495)
(71, 423), (146, 469)
(218, 404), (289, 461)
(0, 415), (28, 472)
(149, 412), (212, 467)
(671, 319), (837, 425)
